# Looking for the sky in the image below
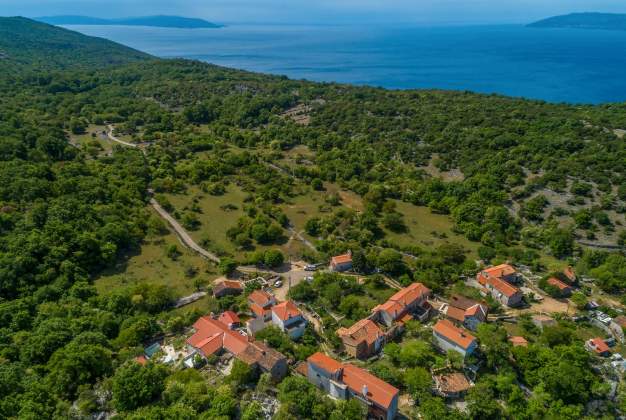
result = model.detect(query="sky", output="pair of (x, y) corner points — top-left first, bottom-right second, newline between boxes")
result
(2, 0), (626, 25)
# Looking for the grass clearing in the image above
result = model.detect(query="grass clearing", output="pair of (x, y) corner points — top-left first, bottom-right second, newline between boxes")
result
(385, 200), (480, 256)
(95, 208), (217, 298)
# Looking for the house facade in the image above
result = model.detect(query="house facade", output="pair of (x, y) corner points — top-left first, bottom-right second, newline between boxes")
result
(432, 319), (477, 358)
(477, 264), (521, 285)
(483, 277), (523, 307)
(271, 300), (307, 339)
(337, 318), (385, 359)
(440, 295), (488, 331)
(547, 277), (573, 297)
(248, 289), (276, 321)
(306, 352), (399, 420)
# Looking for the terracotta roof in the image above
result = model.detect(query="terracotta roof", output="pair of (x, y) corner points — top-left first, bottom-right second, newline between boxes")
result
(295, 362), (309, 376)
(433, 319), (476, 350)
(373, 282), (430, 319)
(213, 280), (243, 296)
(342, 364), (399, 409)
(337, 319), (384, 347)
(250, 302), (270, 319)
(482, 264), (516, 278)
(564, 266), (576, 282)
(308, 352), (343, 374)
(589, 338), (610, 354)
(272, 300), (301, 321)
(187, 316), (249, 356)
(219, 311), (240, 326)
(547, 277), (571, 291)
(331, 253), (352, 265)
(248, 290), (274, 308)
(486, 276), (520, 298)
(135, 355), (148, 365)
(450, 294), (480, 310)
(465, 304), (486, 318)
(444, 306), (466, 323)
(434, 372), (471, 394)
(238, 341), (285, 371)
(509, 336), (528, 347)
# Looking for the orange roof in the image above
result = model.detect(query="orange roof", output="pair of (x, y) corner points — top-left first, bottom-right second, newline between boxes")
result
(564, 266), (576, 282)
(219, 311), (240, 326)
(342, 364), (399, 409)
(465, 304), (486, 318)
(250, 302), (271, 319)
(509, 336), (528, 347)
(308, 352), (343, 374)
(272, 300), (301, 321)
(482, 264), (516, 278)
(433, 319), (476, 350)
(445, 306), (467, 323)
(589, 338), (610, 354)
(337, 319), (384, 347)
(187, 316), (248, 356)
(486, 276), (520, 298)
(135, 355), (148, 365)
(248, 290), (274, 308)
(221, 280), (243, 289)
(331, 253), (352, 265)
(547, 277), (571, 291)
(374, 282), (430, 319)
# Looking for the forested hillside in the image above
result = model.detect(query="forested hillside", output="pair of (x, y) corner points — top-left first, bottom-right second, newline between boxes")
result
(0, 17), (625, 419)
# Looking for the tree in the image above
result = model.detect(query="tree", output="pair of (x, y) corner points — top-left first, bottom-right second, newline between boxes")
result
(466, 380), (502, 419)
(404, 367), (432, 401)
(571, 292), (587, 310)
(264, 249), (284, 268)
(377, 249), (405, 275)
(218, 257), (238, 276)
(227, 360), (257, 390)
(242, 401), (264, 420)
(111, 362), (169, 411)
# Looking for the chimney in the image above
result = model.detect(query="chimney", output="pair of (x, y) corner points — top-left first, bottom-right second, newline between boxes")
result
(362, 384), (368, 398)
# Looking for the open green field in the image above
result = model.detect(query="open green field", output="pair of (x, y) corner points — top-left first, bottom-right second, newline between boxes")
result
(68, 124), (113, 155)
(164, 184), (248, 256)
(385, 200), (480, 256)
(95, 208), (216, 298)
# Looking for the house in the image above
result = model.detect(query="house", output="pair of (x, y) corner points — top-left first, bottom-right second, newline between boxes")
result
(509, 336), (528, 347)
(586, 338), (611, 357)
(187, 314), (287, 380)
(433, 372), (472, 398)
(563, 266), (577, 283)
(482, 276), (523, 307)
(372, 282), (431, 327)
(330, 251), (353, 272)
(440, 295), (488, 331)
(248, 290), (276, 321)
(237, 340), (288, 380)
(271, 300), (307, 339)
(135, 355), (148, 365)
(532, 314), (556, 331)
(477, 264), (521, 285)
(432, 319), (477, 358)
(218, 311), (241, 330)
(337, 319), (386, 359)
(306, 352), (399, 420)
(547, 277), (573, 297)
(213, 279), (243, 298)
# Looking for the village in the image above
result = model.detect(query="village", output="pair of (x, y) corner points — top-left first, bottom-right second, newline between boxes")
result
(132, 250), (626, 419)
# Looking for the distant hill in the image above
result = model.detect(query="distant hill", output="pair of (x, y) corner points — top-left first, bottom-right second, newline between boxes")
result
(528, 12), (626, 31)
(37, 15), (223, 29)
(0, 17), (151, 72)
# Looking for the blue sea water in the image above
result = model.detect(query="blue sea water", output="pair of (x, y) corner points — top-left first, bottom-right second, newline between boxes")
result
(67, 23), (626, 104)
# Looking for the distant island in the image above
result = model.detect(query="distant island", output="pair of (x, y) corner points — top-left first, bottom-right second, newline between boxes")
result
(36, 15), (223, 29)
(528, 12), (626, 31)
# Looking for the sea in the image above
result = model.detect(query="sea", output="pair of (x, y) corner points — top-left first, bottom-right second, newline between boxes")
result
(66, 23), (626, 104)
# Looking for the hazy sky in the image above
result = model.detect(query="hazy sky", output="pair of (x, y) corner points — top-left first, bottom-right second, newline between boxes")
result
(3, 0), (626, 24)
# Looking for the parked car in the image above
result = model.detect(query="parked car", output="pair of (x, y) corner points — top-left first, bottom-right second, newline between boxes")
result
(274, 280), (283, 288)
(304, 265), (317, 271)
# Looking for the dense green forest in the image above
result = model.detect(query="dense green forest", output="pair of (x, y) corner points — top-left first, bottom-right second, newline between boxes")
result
(0, 17), (625, 419)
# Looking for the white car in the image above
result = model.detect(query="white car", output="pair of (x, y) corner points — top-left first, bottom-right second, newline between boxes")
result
(274, 280), (283, 288)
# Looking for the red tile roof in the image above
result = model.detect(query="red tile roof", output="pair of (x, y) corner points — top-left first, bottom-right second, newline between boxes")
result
(219, 311), (240, 326)
(308, 352), (343, 374)
(248, 290), (274, 308)
(589, 338), (610, 354)
(486, 276), (520, 298)
(272, 300), (301, 321)
(482, 264), (516, 278)
(547, 277), (571, 291)
(373, 282), (430, 319)
(187, 316), (249, 356)
(337, 319), (384, 347)
(444, 306), (467, 323)
(509, 336), (528, 347)
(135, 355), (148, 365)
(465, 304), (486, 318)
(563, 266), (576, 282)
(331, 253), (352, 265)
(433, 319), (476, 350)
(250, 302), (271, 319)
(342, 363), (399, 409)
